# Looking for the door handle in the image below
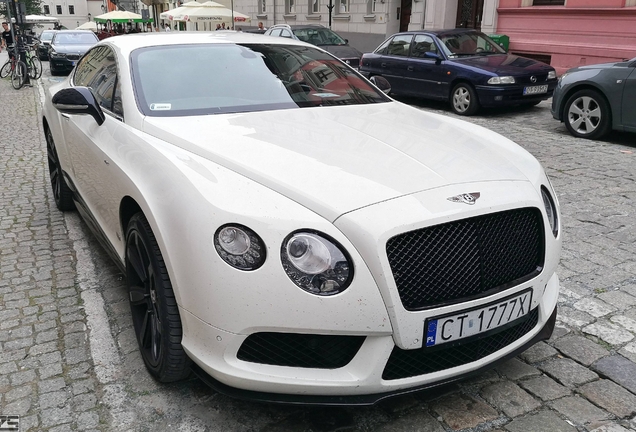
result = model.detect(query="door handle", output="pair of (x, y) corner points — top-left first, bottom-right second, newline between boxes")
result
(381, 62), (387, 68)
(407, 66), (414, 71)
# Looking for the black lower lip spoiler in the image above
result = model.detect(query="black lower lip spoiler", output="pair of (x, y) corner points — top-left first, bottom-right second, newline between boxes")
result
(191, 305), (558, 406)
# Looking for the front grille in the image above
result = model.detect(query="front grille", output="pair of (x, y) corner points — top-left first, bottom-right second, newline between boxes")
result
(516, 74), (550, 84)
(386, 208), (544, 310)
(237, 333), (365, 369)
(66, 54), (80, 60)
(382, 307), (539, 380)
(344, 58), (360, 68)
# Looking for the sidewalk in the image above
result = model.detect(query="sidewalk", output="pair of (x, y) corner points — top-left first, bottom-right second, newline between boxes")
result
(0, 50), (105, 431)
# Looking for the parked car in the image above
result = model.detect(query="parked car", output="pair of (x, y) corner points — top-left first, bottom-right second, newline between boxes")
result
(43, 32), (561, 405)
(37, 29), (57, 60)
(551, 57), (636, 140)
(48, 30), (99, 76)
(360, 29), (558, 115)
(264, 24), (363, 68)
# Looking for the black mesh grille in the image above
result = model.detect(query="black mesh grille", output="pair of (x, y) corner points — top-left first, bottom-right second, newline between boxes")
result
(386, 208), (544, 310)
(237, 333), (365, 369)
(382, 307), (539, 380)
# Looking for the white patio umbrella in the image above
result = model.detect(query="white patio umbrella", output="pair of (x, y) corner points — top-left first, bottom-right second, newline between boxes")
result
(177, 4), (250, 24)
(24, 14), (60, 23)
(94, 10), (145, 23)
(159, 1), (203, 21)
(76, 21), (98, 31)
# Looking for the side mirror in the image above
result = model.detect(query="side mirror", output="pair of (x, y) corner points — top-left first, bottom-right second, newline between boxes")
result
(424, 51), (442, 63)
(345, 38), (349, 44)
(370, 75), (391, 94)
(52, 87), (105, 126)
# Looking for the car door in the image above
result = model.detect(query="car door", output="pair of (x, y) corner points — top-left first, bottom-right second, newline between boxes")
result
(375, 34), (413, 96)
(621, 65), (636, 131)
(61, 45), (128, 246)
(404, 34), (448, 99)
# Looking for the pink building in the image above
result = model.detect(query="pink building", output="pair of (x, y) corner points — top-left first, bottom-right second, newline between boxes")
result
(496, 0), (636, 74)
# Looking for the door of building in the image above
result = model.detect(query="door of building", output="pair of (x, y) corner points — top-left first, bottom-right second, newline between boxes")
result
(399, 0), (412, 32)
(456, 0), (484, 30)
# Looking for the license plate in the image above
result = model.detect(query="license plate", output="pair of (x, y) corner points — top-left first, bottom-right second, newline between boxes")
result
(523, 84), (548, 95)
(71, 61), (76, 66)
(425, 290), (532, 347)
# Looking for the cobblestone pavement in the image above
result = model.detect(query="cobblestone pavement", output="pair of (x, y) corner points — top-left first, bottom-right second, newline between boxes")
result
(1, 56), (636, 431)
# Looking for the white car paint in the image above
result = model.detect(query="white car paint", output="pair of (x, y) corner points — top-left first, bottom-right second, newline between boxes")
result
(42, 32), (561, 402)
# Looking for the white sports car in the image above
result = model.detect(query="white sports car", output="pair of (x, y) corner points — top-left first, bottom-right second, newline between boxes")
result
(43, 32), (561, 405)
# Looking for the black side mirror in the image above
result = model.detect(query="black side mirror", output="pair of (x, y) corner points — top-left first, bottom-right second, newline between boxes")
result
(369, 75), (391, 94)
(424, 51), (442, 64)
(345, 38), (349, 44)
(52, 87), (105, 126)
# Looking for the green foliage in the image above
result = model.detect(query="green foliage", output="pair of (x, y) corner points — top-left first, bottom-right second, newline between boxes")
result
(1, 0), (44, 20)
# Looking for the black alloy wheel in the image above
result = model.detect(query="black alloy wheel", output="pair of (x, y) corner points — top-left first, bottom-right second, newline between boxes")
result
(45, 127), (75, 211)
(126, 213), (191, 382)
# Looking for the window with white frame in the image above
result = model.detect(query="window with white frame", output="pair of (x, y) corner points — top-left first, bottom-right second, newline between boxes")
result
(311, 0), (319, 13)
(69, 5), (75, 14)
(286, 0), (295, 13)
(43, 4), (50, 14)
(339, 0), (347, 13)
(56, 4), (62, 14)
(366, 0), (378, 14)
(260, 0), (266, 13)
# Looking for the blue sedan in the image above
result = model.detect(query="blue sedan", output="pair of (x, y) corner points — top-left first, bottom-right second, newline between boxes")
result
(360, 29), (558, 115)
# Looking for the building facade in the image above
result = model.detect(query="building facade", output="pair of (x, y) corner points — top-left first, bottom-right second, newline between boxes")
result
(230, 0), (636, 71)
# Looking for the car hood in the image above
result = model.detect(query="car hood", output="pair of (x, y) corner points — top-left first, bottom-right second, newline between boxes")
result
(320, 45), (363, 60)
(142, 102), (539, 221)
(451, 54), (553, 75)
(566, 61), (624, 73)
(51, 44), (94, 54)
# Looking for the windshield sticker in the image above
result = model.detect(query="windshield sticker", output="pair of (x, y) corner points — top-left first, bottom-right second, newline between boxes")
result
(150, 103), (172, 111)
(311, 93), (340, 98)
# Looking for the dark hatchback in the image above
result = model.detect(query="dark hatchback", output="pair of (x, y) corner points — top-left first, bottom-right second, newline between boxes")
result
(37, 30), (57, 60)
(360, 29), (558, 115)
(551, 57), (636, 140)
(49, 30), (99, 76)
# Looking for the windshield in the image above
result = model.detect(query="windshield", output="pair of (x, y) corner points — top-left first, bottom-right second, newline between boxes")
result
(132, 43), (388, 117)
(438, 32), (506, 58)
(293, 28), (347, 46)
(41, 32), (55, 42)
(53, 32), (98, 45)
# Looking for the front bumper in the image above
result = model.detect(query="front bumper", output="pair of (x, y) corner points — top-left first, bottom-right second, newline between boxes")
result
(182, 270), (559, 404)
(49, 57), (78, 74)
(475, 81), (558, 107)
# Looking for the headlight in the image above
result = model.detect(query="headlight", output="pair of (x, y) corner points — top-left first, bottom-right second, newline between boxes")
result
(214, 224), (266, 270)
(281, 231), (353, 296)
(487, 76), (515, 84)
(541, 186), (559, 238)
(548, 71), (557, 80)
(558, 72), (569, 82)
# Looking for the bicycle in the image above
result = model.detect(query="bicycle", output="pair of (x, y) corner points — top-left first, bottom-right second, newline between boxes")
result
(24, 42), (42, 80)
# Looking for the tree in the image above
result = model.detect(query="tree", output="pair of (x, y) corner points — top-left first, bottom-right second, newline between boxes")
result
(1, 0), (44, 20)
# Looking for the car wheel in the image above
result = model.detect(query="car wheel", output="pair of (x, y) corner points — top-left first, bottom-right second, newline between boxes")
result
(45, 127), (75, 211)
(126, 213), (192, 382)
(451, 83), (480, 116)
(564, 89), (611, 140)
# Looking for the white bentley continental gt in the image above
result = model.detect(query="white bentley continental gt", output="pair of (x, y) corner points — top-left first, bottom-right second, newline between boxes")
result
(42, 32), (561, 405)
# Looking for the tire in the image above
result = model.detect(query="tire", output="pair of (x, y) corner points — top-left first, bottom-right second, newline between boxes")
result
(563, 89), (611, 140)
(45, 127), (75, 211)
(450, 82), (480, 116)
(11, 61), (27, 90)
(126, 213), (191, 382)
(28, 56), (42, 80)
(0, 60), (10, 78)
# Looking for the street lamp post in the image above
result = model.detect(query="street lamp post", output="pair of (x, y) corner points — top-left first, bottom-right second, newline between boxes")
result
(327, 0), (334, 28)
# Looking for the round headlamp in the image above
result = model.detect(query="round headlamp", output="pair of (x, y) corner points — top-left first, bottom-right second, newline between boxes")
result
(281, 231), (353, 296)
(214, 224), (266, 270)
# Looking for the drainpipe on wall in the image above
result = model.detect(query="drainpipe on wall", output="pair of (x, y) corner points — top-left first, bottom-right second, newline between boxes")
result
(273, 0), (276, 24)
(422, 0), (426, 29)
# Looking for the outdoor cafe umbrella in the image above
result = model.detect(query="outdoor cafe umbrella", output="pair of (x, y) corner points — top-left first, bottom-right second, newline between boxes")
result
(174, 2), (251, 24)
(94, 10), (151, 23)
(159, 0), (203, 21)
(76, 21), (98, 31)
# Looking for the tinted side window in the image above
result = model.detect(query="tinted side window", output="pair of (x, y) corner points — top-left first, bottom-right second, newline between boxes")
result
(281, 29), (293, 38)
(74, 45), (110, 87)
(411, 35), (437, 58)
(92, 64), (118, 113)
(73, 46), (122, 117)
(386, 35), (412, 57)
(375, 38), (392, 55)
